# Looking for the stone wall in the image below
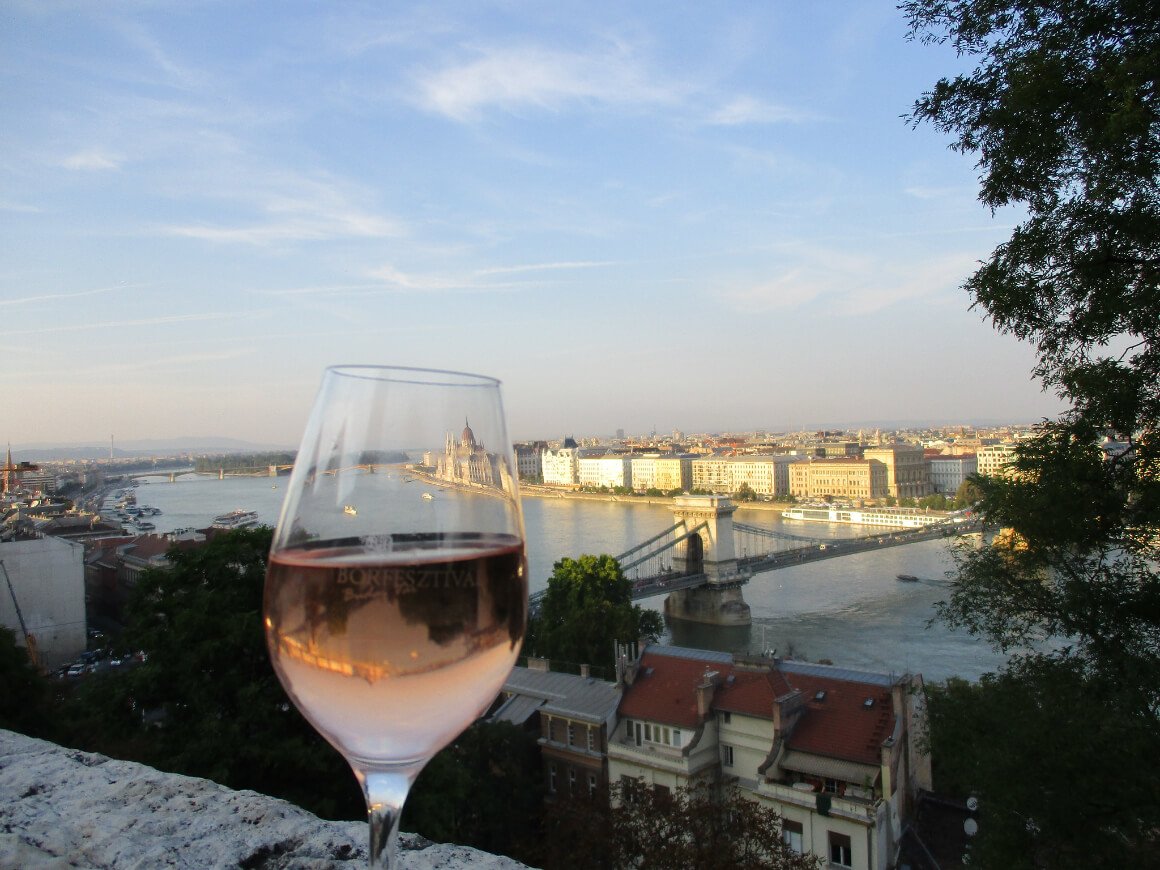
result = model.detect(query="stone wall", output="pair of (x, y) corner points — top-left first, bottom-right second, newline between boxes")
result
(0, 729), (531, 869)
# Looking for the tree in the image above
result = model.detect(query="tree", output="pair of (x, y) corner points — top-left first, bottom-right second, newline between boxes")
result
(607, 779), (821, 870)
(906, 2), (1160, 865)
(118, 527), (362, 819)
(952, 477), (984, 508)
(527, 554), (663, 673)
(404, 720), (543, 862)
(0, 626), (54, 736)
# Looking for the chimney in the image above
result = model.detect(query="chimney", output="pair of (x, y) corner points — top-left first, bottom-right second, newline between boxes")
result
(580, 663), (590, 678)
(695, 669), (720, 718)
(527, 657), (550, 672)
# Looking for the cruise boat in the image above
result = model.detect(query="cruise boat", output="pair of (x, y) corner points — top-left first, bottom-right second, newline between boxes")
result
(211, 509), (259, 529)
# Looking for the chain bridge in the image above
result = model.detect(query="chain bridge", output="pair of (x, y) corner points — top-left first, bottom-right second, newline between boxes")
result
(529, 495), (981, 626)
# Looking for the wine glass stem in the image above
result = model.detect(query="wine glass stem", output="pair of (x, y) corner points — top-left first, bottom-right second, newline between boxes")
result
(359, 769), (413, 870)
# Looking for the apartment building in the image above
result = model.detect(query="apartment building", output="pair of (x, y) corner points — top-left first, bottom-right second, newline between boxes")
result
(607, 645), (930, 870)
(629, 454), (693, 493)
(541, 439), (581, 486)
(577, 455), (633, 489)
(493, 663), (621, 800)
(977, 443), (1017, 479)
(691, 455), (806, 497)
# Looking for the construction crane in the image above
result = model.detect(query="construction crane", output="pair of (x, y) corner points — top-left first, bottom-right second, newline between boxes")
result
(2, 444), (39, 494)
(1, 559), (40, 669)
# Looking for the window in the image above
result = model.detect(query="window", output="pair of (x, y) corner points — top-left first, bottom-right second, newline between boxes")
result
(549, 763), (557, 794)
(823, 778), (840, 794)
(588, 773), (597, 796)
(587, 727), (596, 751)
(782, 820), (803, 853)
(829, 831), (852, 867)
(568, 768), (577, 794)
(722, 745), (734, 767)
(720, 711), (731, 725)
(673, 728), (682, 748)
(567, 723), (576, 746)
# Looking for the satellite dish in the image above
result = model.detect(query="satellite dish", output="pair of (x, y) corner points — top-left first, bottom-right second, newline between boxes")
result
(964, 818), (979, 837)
(966, 796), (979, 811)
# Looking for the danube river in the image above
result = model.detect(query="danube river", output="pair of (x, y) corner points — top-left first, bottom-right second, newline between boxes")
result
(123, 473), (1008, 682)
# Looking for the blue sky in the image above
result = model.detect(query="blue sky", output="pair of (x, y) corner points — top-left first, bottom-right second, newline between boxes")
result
(1, 2), (1067, 447)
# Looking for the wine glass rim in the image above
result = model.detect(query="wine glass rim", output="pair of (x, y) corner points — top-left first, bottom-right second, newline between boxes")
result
(324, 364), (501, 388)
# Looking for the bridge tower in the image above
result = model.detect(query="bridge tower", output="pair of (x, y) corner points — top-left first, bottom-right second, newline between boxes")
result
(665, 495), (751, 627)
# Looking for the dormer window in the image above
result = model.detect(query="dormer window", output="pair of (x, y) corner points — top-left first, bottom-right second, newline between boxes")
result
(814, 690), (826, 702)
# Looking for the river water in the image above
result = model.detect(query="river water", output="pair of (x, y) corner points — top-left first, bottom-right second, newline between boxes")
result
(121, 473), (1007, 682)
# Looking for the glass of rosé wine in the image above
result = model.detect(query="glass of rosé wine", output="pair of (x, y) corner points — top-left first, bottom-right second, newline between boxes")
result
(264, 365), (526, 869)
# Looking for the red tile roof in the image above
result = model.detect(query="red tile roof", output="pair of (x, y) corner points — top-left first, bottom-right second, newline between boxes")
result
(618, 649), (897, 765)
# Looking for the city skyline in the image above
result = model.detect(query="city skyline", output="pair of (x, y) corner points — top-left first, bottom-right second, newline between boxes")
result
(2, 2), (1069, 446)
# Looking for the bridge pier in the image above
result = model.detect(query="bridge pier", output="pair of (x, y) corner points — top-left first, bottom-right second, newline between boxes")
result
(665, 495), (751, 626)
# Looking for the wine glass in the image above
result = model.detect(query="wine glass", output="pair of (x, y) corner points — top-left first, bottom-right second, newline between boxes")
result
(264, 365), (527, 869)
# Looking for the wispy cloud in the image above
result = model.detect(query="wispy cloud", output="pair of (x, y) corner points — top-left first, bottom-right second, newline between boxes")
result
(61, 151), (122, 171)
(721, 247), (975, 315)
(0, 284), (131, 307)
(164, 174), (406, 245)
(704, 95), (811, 126)
(476, 260), (615, 276)
(0, 312), (236, 337)
(413, 44), (684, 122)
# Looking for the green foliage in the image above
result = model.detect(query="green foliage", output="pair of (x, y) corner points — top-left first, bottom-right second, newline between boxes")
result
(117, 527), (362, 819)
(192, 452), (296, 473)
(907, 1), (1160, 865)
(0, 627), (54, 735)
(404, 720), (543, 861)
(918, 493), (951, 510)
(733, 482), (757, 501)
(953, 477), (984, 508)
(925, 659), (1160, 870)
(608, 779), (821, 870)
(527, 554), (663, 672)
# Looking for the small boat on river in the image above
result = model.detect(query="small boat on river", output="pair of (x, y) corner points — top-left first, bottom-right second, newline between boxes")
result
(896, 574), (920, 583)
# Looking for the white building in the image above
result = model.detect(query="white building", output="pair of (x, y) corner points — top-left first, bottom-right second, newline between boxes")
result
(541, 439), (581, 486)
(577, 455), (632, 489)
(608, 645), (930, 870)
(629, 454), (693, 493)
(0, 536), (86, 669)
(928, 454), (978, 495)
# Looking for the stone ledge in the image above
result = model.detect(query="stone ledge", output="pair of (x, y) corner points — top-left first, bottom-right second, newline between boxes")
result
(0, 729), (531, 869)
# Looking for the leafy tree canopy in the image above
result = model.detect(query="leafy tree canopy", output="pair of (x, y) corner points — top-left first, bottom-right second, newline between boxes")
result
(907, 1), (1160, 865)
(608, 779), (821, 870)
(120, 526), (361, 819)
(527, 554), (663, 673)
(0, 626), (53, 735)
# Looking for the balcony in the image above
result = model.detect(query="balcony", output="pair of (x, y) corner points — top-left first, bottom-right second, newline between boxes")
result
(753, 779), (879, 825)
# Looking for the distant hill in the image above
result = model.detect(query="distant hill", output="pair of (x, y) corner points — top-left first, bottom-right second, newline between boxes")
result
(11, 438), (295, 462)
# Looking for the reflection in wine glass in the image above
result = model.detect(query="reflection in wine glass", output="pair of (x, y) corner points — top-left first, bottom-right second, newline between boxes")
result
(264, 366), (526, 869)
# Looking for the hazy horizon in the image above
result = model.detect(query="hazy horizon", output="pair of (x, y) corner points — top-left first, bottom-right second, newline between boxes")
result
(3, 3), (1068, 446)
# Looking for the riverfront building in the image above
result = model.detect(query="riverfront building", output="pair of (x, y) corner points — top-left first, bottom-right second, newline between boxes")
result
(607, 645), (930, 870)
(629, 454), (693, 493)
(541, 438), (582, 486)
(862, 445), (931, 500)
(577, 455), (633, 490)
(788, 458), (889, 501)
(928, 453), (977, 495)
(691, 455), (807, 497)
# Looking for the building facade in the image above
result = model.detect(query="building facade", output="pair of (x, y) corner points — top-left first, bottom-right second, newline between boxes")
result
(577, 455), (632, 489)
(862, 445), (931, 500)
(788, 459), (889, 501)
(629, 455), (693, 493)
(691, 456), (807, 497)
(0, 536), (86, 669)
(928, 454), (977, 495)
(541, 439), (581, 486)
(607, 645), (931, 870)
(976, 443), (1017, 479)
(493, 662), (621, 800)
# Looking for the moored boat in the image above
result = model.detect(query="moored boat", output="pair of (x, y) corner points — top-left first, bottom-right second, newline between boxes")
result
(896, 574), (919, 583)
(211, 509), (259, 529)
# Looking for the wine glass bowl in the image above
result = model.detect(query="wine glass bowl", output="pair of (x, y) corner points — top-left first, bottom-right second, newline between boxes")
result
(264, 365), (526, 868)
